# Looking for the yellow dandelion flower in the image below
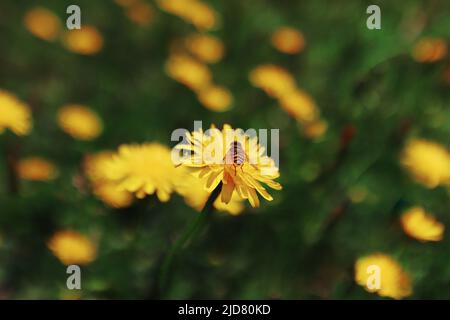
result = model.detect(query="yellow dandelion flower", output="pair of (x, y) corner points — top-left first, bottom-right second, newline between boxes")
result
(303, 119), (328, 139)
(400, 139), (450, 188)
(157, 0), (218, 31)
(63, 25), (103, 55)
(105, 143), (178, 201)
(279, 88), (319, 123)
(400, 206), (444, 242)
(126, 2), (154, 26)
(84, 151), (115, 183)
(0, 90), (32, 136)
(177, 179), (209, 212)
(17, 157), (58, 181)
(271, 26), (305, 55)
(185, 33), (224, 63)
(213, 193), (245, 215)
(249, 64), (297, 99)
(166, 53), (212, 91)
(23, 7), (61, 42)
(197, 85), (233, 112)
(48, 230), (97, 265)
(249, 66), (325, 129)
(57, 104), (103, 140)
(84, 151), (134, 208)
(187, 0), (218, 31)
(92, 182), (134, 209)
(412, 38), (447, 63)
(156, 0), (191, 15)
(175, 124), (282, 208)
(355, 253), (412, 299)
(176, 170), (245, 215)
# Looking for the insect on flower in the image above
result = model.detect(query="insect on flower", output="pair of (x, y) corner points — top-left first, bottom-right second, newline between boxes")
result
(174, 124), (282, 208)
(223, 140), (263, 176)
(224, 140), (246, 172)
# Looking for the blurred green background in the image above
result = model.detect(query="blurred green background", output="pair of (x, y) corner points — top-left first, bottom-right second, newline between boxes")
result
(0, 0), (449, 299)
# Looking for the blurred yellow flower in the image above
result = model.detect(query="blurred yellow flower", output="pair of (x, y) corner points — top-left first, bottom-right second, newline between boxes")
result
(400, 206), (444, 242)
(126, 2), (155, 26)
(48, 230), (97, 265)
(249, 64), (296, 99)
(303, 119), (328, 139)
(23, 7), (61, 42)
(197, 85), (233, 112)
(0, 90), (32, 136)
(400, 139), (450, 188)
(176, 171), (245, 215)
(157, 0), (218, 31)
(60, 292), (82, 300)
(279, 89), (319, 122)
(175, 124), (282, 208)
(84, 151), (115, 184)
(105, 143), (178, 201)
(84, 152), (133, 209)
(185, 34), (224, 64)
(213, 193), (245, 215)
(249, 66), (325, 133)
(57, 104), (103, 140)
(92, 182), (134, 209)
(17, 157), (58, 181)
(187, 0), (218, 31)
(412, 38), (447, 63)
(63, 25), (103, 55)
(271, 27), (305, 54)
(355, 253), (412, 299)
(166, 53), (212, 91)
(156, 0), (190, 15)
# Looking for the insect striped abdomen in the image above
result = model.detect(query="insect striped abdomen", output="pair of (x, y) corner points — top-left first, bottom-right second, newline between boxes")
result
(225, 141), (245, 165)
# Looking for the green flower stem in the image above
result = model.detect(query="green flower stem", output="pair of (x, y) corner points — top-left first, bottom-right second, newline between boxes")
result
(159, 183), (222, 294)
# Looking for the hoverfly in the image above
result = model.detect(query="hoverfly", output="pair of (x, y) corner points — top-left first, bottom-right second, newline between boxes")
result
(224, 140), (246, 174)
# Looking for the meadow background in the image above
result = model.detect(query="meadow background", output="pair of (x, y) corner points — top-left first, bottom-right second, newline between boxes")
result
(0, 0), (449, 299)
